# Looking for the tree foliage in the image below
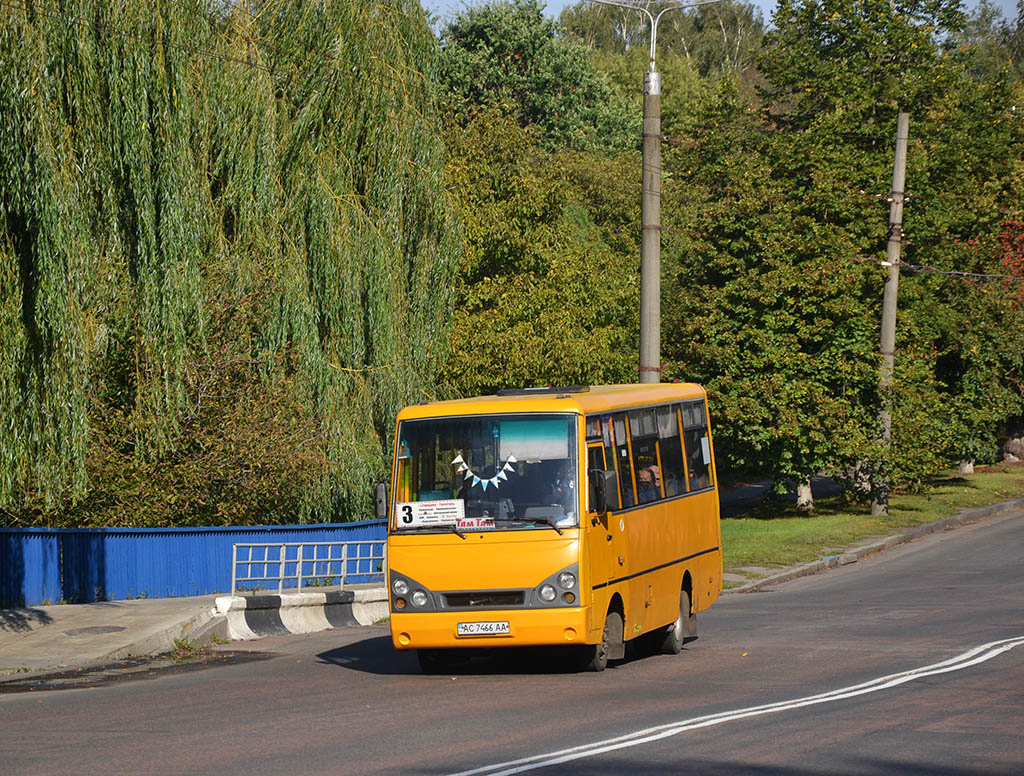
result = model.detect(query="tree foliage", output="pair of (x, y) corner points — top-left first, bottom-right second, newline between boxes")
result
(3, 0), (1023, 529)
(661, 0), (1024, 494)
(1, 0), (457, 526)
(439, 109), (639, 395)
(438, 0), (635, 151)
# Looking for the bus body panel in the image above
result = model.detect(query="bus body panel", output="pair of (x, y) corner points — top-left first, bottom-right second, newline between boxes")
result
(390, 607), (594, 649)
(589, 489), (721, 640)
(387, 531), (580, 592)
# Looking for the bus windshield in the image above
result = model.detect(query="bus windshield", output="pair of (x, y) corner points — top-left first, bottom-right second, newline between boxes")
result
(393, 413), (578, 532)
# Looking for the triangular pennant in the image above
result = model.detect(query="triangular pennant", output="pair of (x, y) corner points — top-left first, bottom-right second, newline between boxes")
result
(457, 463), (468, 473)
(496, 470), (507, 481)
(506, 455), (517, 463)
(464, 471), (474, 481)
(490, 477), (500, 487)
(502, 462), (514, 472)
(481, 479), (489, 491)
(472, 476), (481, 487)
(451, 454), (465, 465)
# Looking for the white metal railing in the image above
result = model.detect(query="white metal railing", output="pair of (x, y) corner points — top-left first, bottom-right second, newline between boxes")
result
(231, 541), (386, 594)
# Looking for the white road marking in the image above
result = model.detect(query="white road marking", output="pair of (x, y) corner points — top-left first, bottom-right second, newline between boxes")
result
(450, 636), (1024, 776)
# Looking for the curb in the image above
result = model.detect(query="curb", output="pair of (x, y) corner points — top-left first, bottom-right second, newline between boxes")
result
(104, 605), (224, 662)
(215, 587), (388, 640)
(725, 495), (1024, 595)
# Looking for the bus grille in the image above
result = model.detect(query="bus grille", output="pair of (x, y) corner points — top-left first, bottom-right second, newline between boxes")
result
(444, 591), (524, 608)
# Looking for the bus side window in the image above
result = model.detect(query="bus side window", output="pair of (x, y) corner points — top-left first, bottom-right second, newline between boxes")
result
(612, 413), (635, 508)
(657, 405), (686, 496)
(682, 400), (712, 491)
(628, 409), (661, 504)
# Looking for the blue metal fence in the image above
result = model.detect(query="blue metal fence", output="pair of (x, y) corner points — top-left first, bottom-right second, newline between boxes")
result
(0, 521), (387, 607)
(231, 540), (386, 593)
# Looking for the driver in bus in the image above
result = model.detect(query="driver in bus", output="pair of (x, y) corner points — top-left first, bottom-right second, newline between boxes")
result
(550, 462), (574, 511)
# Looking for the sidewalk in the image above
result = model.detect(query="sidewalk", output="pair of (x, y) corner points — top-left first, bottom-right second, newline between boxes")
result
(0, 585), (389, 679)
(2, 495), (1022, 680)
(0, 595), (224, 677)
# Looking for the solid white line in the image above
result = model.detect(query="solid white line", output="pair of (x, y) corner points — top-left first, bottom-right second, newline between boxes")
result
(450, 636), (1024, 776)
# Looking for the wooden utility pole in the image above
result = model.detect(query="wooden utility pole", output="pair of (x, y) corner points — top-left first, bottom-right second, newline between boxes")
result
(871, 111), (910, 517)
(639, 69), (661, 384)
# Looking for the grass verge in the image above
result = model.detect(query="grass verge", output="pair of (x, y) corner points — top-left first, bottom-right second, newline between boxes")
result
(721, 464), (1024, 578)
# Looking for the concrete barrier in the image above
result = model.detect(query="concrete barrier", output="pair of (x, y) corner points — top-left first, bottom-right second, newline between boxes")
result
(215, 587), (388, 640)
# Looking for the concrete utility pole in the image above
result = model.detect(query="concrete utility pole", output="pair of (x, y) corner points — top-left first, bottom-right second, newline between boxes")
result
(589, 0), (722, 384)
(640, 66), (661, 383)
(871, 111), (910, 517)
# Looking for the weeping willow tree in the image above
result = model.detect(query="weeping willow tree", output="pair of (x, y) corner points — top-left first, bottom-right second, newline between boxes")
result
(0, 0), (457, 526)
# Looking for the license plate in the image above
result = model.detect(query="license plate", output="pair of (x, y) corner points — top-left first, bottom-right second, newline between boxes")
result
(457, 620), (510, 637)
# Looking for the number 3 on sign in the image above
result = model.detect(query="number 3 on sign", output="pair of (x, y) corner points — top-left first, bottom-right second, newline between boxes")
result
(401, 504), (413, 524)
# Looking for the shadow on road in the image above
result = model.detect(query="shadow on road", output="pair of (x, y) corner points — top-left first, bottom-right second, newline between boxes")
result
(316, 634), (417, 675)
(316, 635), (696, 677)
(0, 607), (53, 633)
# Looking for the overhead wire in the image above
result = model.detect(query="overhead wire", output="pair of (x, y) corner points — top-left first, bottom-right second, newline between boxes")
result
(849, 254), (1024, 283)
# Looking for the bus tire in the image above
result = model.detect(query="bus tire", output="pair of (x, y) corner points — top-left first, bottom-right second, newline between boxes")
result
(660, 589), (692, 655)
(578, 611), (620, 672)
(417, 649), (453, 675)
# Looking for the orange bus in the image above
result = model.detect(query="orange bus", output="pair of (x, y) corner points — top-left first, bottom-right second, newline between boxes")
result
(375, 384), (722, 672)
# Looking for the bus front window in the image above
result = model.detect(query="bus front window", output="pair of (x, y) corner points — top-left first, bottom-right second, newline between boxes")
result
(394, 414), (578, 532)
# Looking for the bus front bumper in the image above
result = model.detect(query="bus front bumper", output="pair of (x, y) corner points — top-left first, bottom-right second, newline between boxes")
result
(390, 607), (595, 650)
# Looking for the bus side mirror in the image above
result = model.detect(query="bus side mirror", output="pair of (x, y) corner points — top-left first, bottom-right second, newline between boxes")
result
(374, 481), (388, 520)
(589, 469), (615, 519)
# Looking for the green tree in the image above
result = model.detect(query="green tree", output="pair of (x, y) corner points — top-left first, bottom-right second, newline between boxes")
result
(439, 109), (639, 395)
(662, 0), (1024, 501)
(1, 0), (457, 526)
(661, 79), (878, 502)
(438, 0), (635, 151)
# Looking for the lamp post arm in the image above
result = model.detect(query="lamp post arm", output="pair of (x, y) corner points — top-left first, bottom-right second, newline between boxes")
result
(588, 0), (724, 72)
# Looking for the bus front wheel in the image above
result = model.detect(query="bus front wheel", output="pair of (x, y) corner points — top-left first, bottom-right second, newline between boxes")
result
(660, 589), (693, 654)
(577, 610), (622, 672)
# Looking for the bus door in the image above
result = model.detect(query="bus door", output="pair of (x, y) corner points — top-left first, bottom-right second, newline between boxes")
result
(585, 418), (626, 622)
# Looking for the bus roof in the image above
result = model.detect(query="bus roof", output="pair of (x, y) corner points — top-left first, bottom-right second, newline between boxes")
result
(396, 383), (708, 421)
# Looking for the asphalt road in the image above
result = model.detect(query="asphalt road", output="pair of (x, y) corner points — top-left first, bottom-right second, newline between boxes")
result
(2, 510), (1022, 776)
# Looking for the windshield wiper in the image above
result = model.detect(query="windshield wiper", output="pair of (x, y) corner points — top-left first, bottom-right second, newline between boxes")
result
(528, 515), (563, 535)
(449, 524), (467, 540)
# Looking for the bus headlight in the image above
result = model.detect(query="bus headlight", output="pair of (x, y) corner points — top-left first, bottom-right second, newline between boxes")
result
(539, 584), (557, 602)
(411, 590), (429, 607)
(393, 579), (409, 596)
(557, 572), (576, 590)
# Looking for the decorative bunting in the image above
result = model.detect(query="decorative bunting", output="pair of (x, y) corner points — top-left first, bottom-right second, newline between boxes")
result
(451, 452), (516, 491)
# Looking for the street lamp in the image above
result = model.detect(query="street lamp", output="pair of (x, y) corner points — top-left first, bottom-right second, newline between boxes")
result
(589, 0), (722, 383)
